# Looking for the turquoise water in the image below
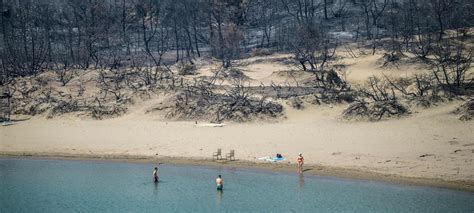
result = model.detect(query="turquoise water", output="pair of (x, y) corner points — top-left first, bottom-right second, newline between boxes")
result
(1, 159), (473, 212)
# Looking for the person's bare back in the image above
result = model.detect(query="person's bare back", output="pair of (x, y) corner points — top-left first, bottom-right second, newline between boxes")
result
(216, 175), (223, 190)
(216, 177), (223, 185)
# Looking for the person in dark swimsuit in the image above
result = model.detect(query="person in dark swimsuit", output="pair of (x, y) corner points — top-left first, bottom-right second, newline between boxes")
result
(152, 167), (158, 183)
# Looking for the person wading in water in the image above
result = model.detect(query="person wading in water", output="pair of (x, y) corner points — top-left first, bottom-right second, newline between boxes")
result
(152, 167), (159, 183)
(216, 175), (223, 190)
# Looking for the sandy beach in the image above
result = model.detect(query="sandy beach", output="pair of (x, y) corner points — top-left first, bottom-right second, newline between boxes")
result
(1, 46), (473, 192)
(1, 99), (473, 191)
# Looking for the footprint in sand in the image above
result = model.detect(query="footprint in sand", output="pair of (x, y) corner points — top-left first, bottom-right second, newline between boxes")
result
(463, 143), (474, 147)
(448, 141), (459, 145)
(453, 149), (474, 154)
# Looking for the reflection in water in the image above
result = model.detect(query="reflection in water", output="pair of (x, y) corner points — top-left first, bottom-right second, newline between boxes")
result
(298, 173), (304, 189)
(153, 181), (159, 194)
(216, 189), (223, 207)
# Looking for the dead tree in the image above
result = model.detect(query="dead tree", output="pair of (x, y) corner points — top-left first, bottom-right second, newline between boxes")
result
(287, 23), (337, 72)
(385, 74), (435, 98)
(432, 42), (473, 94)
(97, 58), (128, 102)
(53, 60), (74, 86)
(343, 76), (409, 121)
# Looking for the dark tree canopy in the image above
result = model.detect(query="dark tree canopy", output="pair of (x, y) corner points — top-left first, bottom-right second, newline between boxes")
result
(0, 0), (472, 84)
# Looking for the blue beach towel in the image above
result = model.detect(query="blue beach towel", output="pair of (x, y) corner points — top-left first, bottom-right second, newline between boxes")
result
(258, 156), (285, 162)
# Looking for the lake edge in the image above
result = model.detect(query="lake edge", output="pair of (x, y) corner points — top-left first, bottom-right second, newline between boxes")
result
(1, 151), (473, 193)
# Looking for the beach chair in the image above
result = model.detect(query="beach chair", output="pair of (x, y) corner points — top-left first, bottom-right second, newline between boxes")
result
(213, 148), (222, 160)
(226, 150), (235, 161)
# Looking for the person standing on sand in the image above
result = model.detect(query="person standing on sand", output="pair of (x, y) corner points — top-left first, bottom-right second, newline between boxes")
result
(297, 153), (304, 173)
(216, 175), (223, 190)
(153, 167), (158, 183)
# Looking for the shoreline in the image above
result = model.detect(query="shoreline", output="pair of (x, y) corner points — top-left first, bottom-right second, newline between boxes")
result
(2, 151), (473, 193)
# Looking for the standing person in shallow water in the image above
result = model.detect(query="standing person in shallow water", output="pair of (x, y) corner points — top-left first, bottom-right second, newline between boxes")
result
(297, 153), (304, 173)
(152, 167), (158, 183)
(216, 175), (223, 190)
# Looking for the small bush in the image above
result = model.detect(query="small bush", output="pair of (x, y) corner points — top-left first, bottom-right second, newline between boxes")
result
(383, 52), (402, 63)
(178, 63), (197, 75)
(309, 90), (356, 105)
(408, 95), (444, 108)
(287, 96), (304, 109)
(453, 99), (474, 121)
(47, 99), (80, 118)
(90, 103), (127, 120)
(337, 91), (356, 103)
(343, 100), (409, 121)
